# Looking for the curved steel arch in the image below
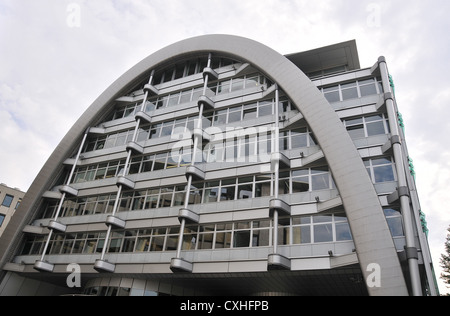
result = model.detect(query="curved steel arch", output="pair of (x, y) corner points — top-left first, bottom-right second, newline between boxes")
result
(1, 35), (408, 295)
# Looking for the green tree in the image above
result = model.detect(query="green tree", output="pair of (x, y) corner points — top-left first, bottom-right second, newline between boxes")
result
(441, 225), (450, 295)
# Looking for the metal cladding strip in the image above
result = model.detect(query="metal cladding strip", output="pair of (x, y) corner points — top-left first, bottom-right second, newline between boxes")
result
(0, 35), (408, 296)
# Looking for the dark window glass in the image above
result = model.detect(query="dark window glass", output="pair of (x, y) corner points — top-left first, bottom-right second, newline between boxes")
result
(2, 195), (14, 207)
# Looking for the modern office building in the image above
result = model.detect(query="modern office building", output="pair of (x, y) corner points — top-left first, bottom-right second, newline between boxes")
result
(0, 35), (438, 296)
(0, 184), (25, 238)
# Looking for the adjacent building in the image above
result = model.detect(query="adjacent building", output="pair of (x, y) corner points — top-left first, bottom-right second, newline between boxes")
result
(0, 35), (438, 296)
(0, 184), (25, 238)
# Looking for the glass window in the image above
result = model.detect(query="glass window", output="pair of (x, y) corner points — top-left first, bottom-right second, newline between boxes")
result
(153, 153), (167, 171)
(150, 236), (165, 252)
(231, 77), (245, 92)
(220, 185), (235, 201)
(145, 100), (156, 112)
(155, 96), (167, 109)
(108, 233), (123, 253)
(245, 75), (262, 89)
(311, 168), (330, 191)
(85, 166), (96, 182)
(0, 214), (6, 227)
(291, 128), (308, 148)
(292, 226), (311, 244)
(384, 208), (404, 237)
(215, 231), (232, 249)
(252, 229), (270, 247)
(159, 188), (173, 208)
(204, 187), (219, 203)
(160, 122), (174, 137)
(217, 80), (231, 94)
(359, 78), (378, 97)
(173, 186), (185, 206)
(366, 120), (386, 136)
(313, 214), (333, 223)
(335, 222), (352, 241)
(186, 61), (197, 76)
(198, 230), (214, 250)
(323, 86), (340, 103)
(167, 93), (180, 107)
(243, 103), (257, 120)
(95, 137), (107, 150)
(346, 124), (365, 139)
(72, 237), (86, 254)
(366, 158), (395, 183)
(141, 155), (154, 173)
(188, 185), (203, 205)
(386, 217), (404, 237)
(179, 90), (192, 104)
(292, 169), (309, 193)
(163, 68), (174, 83)
(105, 162), (119, 178)
(2, 194), (14, 207)
(314, 224), (333, 243)
(149, 124), (161, 139)
(373, 164), (395, 182)
(135, 237), (150, 252)
(255, 181), (271, 198)
(137, 126), (150, 142)
(238, 183), (253, 199)
(213, 109), (228, 125)
(174, 63), (185, 80)
(128, 158), (142, 175)
(258, 100), (273, 117)
(345, 118), (364, 139)
(341, 82), (358, 100)
(279, 99), (292, 113)
(228, 106), (242, 123)
(279, 131), (289, 151)
(234, 230), (250, 248)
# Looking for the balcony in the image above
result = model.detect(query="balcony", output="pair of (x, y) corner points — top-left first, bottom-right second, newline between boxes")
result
(178, 208), (200, 224)
(59, 185), (79, 197)
(185, 165), (205, 181)
(269, 198), (291, 216)
(94, 259), (116, 273)
(134, 111), (152, 124)
(267, 254), (291, 271)
(33, 260), (54, 273)
(197, 95), (215, 110)
(116, 176), (135, 190)
(170, 258), (193, 273)
(48, 220), (67, 233)
(126, 141), (144, 155)
(202, 67), (219, 81)
(270, 152), (291, 170)
(143, 84), (159, 96)
(106, 215), (126, 229)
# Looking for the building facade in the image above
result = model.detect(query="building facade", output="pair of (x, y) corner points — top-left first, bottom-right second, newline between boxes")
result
(0, 35), (438, 296)
(0, 184), (25, 238)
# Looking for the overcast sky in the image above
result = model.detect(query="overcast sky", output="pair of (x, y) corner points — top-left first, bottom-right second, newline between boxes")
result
(1, 0), (449, 295)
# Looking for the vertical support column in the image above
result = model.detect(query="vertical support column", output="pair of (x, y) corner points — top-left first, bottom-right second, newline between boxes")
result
(268, 85), (291, 271)
(94, 71), (155, 273)
(171, 55), (213, 273)
(378, 57), (422, 296)
(34, 131), (89, 273)
(273, 86), (280, 255)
